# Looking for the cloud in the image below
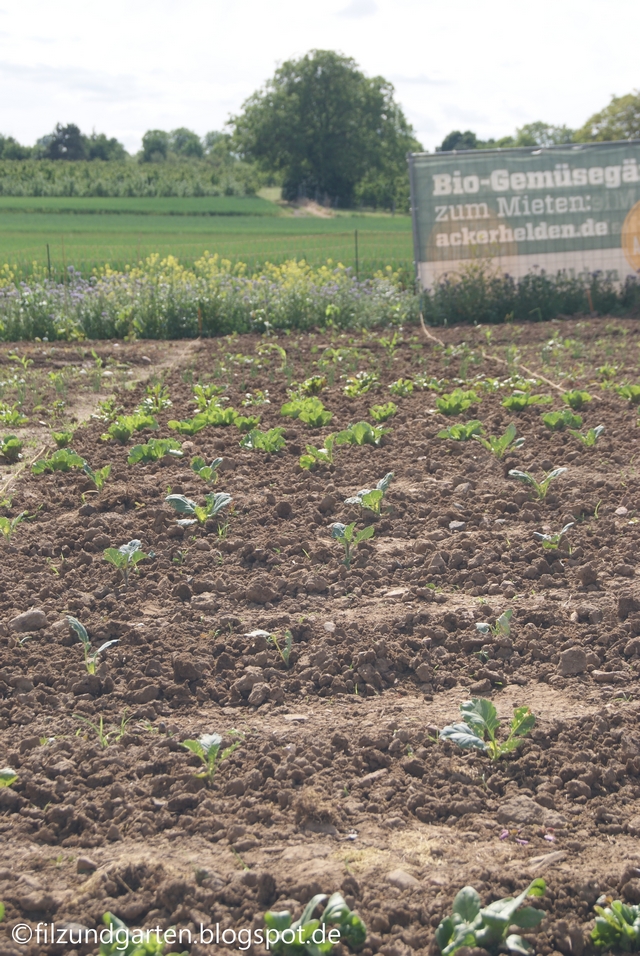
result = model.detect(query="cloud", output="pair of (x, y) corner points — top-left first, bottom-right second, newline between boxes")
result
(390, 73), (451, 87)
(0, 60), (141, 101)
(337, 0), (377, 17)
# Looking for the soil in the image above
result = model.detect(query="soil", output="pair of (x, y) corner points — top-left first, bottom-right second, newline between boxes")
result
(1, 317), (640, 956)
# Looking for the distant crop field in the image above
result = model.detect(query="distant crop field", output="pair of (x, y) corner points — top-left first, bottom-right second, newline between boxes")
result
(0, 195), (413, 277)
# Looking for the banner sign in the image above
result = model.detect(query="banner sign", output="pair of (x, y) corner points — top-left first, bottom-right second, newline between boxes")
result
(408, 141), (640, 289)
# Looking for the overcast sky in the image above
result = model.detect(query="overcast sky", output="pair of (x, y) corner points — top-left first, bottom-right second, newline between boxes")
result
(1, 0), (638, 153)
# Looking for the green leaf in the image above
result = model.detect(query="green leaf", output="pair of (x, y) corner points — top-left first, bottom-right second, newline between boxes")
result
(67, 615), (89, 647)
(439, 723), (488, 751)
(452, 886), (482, 922)
(0, 767), (18, 787)
(510, 706), (536, 737)
(506, 934), (534, 954)
(354, 524), (375, 544)
(165, 494), (197, 515)
(264, 910), (293, 932)
(511, 906), (545, 929)
(461, 698), (500, 736)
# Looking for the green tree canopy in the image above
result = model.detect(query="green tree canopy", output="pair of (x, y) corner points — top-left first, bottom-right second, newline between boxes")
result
(141, 129), (170, 163)
(231, 49), (421, 208)
(575, 90), (640, 142)
(35, 123), (126, 161)
(170, 127), (204, 158)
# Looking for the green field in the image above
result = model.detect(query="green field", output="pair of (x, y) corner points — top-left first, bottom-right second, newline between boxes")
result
(0, 195), (413, 277)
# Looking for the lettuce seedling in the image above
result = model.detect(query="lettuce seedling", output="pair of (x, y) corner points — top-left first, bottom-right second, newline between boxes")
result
(104, 413), (158, 443)
(103, 539), (148, 587)
(335, 422), (390, 447)
(508, 467), (566, 500)
(52, 430), (73, 448)
(345, 472), (394, 515)
(617, 384), (640, 406)
(592, 897), (640, 951)
(0, 768), (17, 788)
(234, 413), (261, 433)
(331, 522), (374, 569)
(533, 522), (573, 550)
(138, 382), (172, 413)
(502, 391), (552, 411)
(0, 403), (28, 426)
(127, 438), (183, 464)
(563, 389), (592, 410)
(240, 427), (286, 452)
(389, 378), (414, 397)
(0, 511), (27, 541)
(181, 731), (242, 783)
(541, 409), (582, 432)
(165, 492), (232, 526)
(82, 463), (111, 491)
(299, 436), (335, 470)
(191, 456), (223, 484)
(435, 880), (546, 956)
(67, 615), (118, 674)
(440, 698), (536, 760)
(99, 912), (188, 956)
(343, 371), (379, 397)
(268, 630), (293, 668)
(569, 425), (604, 446)
(281, 397), (332, 427)
(369, 402), (397, 423)
(298, 375), (326, 396)
(169, 405), (237, 433)
(32, 449), (86, 474)
(438, 421), (483, 441)
(473, 423), (524, 459)
(264, 891), (367, 956)
(475, 609), (513, 639)
(0, 435), (23, 462)
(436, 389), (480, 416)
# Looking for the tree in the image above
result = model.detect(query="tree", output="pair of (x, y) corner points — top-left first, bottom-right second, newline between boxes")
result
(513, 122), (574, 147)
(575, 90), (640, 142)
(231, 49), (420, 207)
(86, 132), (127, 161)
(170, 128), (203, 158)
(438, 130), (479, 151)
(141, 130), (170, 162)
(0, 135), (31, 160)
(38, 123), (87, 160)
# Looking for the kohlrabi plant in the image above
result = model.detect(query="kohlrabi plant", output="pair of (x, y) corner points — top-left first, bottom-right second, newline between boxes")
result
(563, 389), (592, 410)
(82, 463), (111, 491)
(264, 892), (367, 956)
(127, 438), (183, 464)
(0, 435), (23, 462)
(388, 378), (414, 397)
(541, 409), (582, 432)
(32, 449), (86, 474)
(0, 511), (27, 541)
(299, 436), (335, 470)
(617, 384), (640, 406)
(343, 371), (379, 397)
(165, 492), (232, 526)
(191, 456), (223, 484)
(138, 382), (172, 414)
(67, 616), (118, 674)
(533, 522), (573, 550)
(475, 609), (513, 639)
(439, 698), (536, 761)
(104, 413), (158, 444)
(569, 425), (604, 446)
(435, 880), (546, 956)
(473, 423), (524, 459)
(99, 912), (187, 956)
(436, 389), (480, 416)
(335, 422), (390, 447)
(281, 397), (332, 427)
(438, 421), (483, 441)
(508, 467), (566, 500)
(103, 539), (148, 587)
(268, 630), (294, 668)
(369, 402), (397, 422)
(240, 427), (286, 452)
(181, 731), (242, 784)
(330, 522), (374, 569)
(52, 430), (74, 448)
(345, 472), (394, 514)
(0, 768), (17, 788)
(502, 391), (552, 411)
(591, 897), (640, 952)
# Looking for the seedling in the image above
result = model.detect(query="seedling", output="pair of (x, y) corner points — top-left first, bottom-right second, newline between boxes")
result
(440, 698), (536, 760)
(436, 389), (480, 416)
(0, 403), (28, 426)
(242, 389), (270, 406)
(181, 731), (242, 783)
(165, 492), (232, 526)
(473, 423), (524, 459)
(297, 375), (326, 396)
(592, 897), (640, 951)
(281, 397), (333, 427)
(345, 472), (394, 514)
(0, 768), (17, 787)
(52, 430), (74, 448)
(168, 406), (237, 433)
(369, 402), (397, 422)
(74, 713), (131, 749)
(104, 413), (158, 443)
(127, 438), (183, 464)
(335, 422), (389, 447)
(103, 539), (148, 587)
(240, 427), (286, 452)
(330, 522), (374, 569)
(438, 421), (483, 441)
(138, 382), (172, 413)
(268, 630), (294, 667)
(475, 609), (513, 639)
(388, 378), (413, 397)
(541, 409), (582, 432)
(343, 371), (379, 397)
(0, 511), (27, 541)
(32, 449), (86, 474)
(533, 522), (574, 550)
(67, 616), (118, 674)
(192, 382), (226, 409)
(435, 880), (546, 956)
(264, 892), (367, 956)
(99, 912), (187, 956)
(82, 463), (111, 491)
(299, 436), (335, 470)
(256, 341), (288, 369)
(569, 425), (605, 446)
(563, 389), (592, 410)
(617, 384), (640, 406)
(508, 467), (567, 500)
(502, 391), (552, 411)
(233, 414), (261, 433)
(0, 435), (23, 462)
(191, 456), (223, 484)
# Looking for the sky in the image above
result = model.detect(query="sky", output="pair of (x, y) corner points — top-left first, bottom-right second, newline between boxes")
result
(1, 0), (638, 154)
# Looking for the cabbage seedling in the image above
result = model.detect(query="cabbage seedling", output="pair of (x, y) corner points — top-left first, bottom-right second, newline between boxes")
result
(103, 539), (148, 587)
(0, 435), (23, 462)
(502, 391), (552, 411)
(181, 731), (242, 783)
(345, 472), (394, 515)
(591, 897), (640, 952)
(191, 456), (223, 483)
(299, 435), (335, 470)
(563, 389), (592, 410)
(475, 609), (513, 639)
(617, 384), (640, 406)
(331, 522), (374, 569)
(569, 425), (604, 446)
(268, 630), (293, 667)
(343, 371), (379, 397)
(389, 378), (414, 397)
(0, 403), (28, 426)
(138, 382), (172, 413)
(438, 421), (483, 441)
(0, 768), (17, 788)
(473, 423), (524, 459)
(541, 409), (582, 432)
(192, 382), (226, 409)
(32, 449), (86, 474)
(82, 463), (111, 491)
(335, 422), (390, 447)
(508, 467), (566, 500)
(265, 891), (367, 956)
(436, 389), (480, 416)
(127, 438), (183, 464)
(369, 402), (397, 422)
(52, 430), (73, 448)
(533, 522), (573, 550)
(165, 491), (232, 526)
(0, 511), (27, 540)
(67, 615), (118, 674)
(440, 698), (535, 760)
(240, 427), (286, 452)
(435, 879), (546, 956)
(298, 375), (326, 395)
